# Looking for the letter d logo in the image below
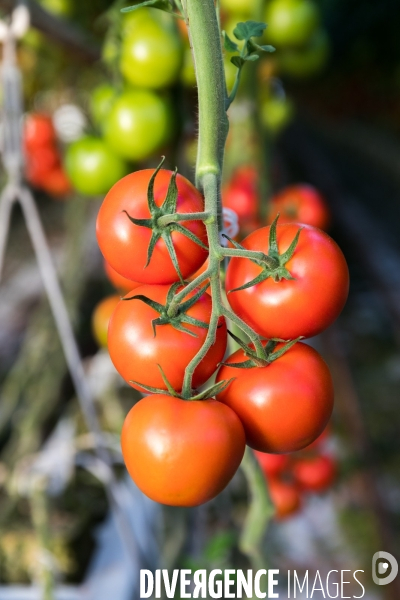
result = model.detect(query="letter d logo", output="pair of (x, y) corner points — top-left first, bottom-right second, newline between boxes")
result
(372, 552), (398, 586)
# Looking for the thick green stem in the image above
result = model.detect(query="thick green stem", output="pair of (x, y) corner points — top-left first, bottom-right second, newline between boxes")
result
(157, 211), (212, 227)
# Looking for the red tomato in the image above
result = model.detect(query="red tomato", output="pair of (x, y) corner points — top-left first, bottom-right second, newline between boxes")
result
(104, 260), (141, 293)
(292, 455), (336, 492)
(24, 113), (55, 150)
(121, 394), (245, 506)
(91, 294), (120, 348)
(96, 169), (208, 284)
(108, 284), (227, 392)
(216, 342), (334, 453)
(268, 184), (330, 230)
(225, 224), (349, 339)
(42, 167), (72, 198)
(268, 478), (301, 519)
(222, 175), (258, 224)
(25, 146), (60, 186)
(255, 451), (290, 477)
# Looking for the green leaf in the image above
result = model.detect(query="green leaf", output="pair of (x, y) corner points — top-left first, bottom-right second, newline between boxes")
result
(231, 56), (245, 69)
(244, 54), (259, 62)
(247, 39), (275, 54)
(223, 31), (239, 53)
(233, 21), (266, 41)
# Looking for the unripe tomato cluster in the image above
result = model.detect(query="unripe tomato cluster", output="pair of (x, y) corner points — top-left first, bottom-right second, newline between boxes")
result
(65, 9), (183, 197)
(24, 112), (71, 198)
(95, 162), (349, 510)
(255, 427), (337, 519)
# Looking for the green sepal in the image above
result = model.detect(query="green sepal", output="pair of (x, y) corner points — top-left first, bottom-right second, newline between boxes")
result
(224, 330), (301, 369)
(122, 157), (208, 282)
(227, 215), (302, 293)
(129, 367), (235, 401)
(191, 378), (235, 400)
(122, 283), (210, 338)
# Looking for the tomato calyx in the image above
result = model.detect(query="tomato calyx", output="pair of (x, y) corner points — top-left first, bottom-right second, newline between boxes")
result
(224, 215), (303, 292)
(221, 330), (300, 369)
(123, 281), (210, 338)
(129, 364), (234, 400)
(122, 157), (208, 283)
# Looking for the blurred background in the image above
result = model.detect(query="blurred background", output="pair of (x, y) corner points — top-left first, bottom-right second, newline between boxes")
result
(0, 0), (399, 598)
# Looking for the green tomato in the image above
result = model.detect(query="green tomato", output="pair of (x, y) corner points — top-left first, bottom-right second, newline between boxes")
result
(261, 96), (295, 135)
(120, 17), (182, 89)
(104, 90), (174, 162)
(278, 29), (330, 78)
(38, 0), (71, 17)
(65, 137), (128, 197)
(90, 84), (117, 128)
(265, 0), (319, 47)
(121, 7), (158, 37)
(220, 0), (252, 16)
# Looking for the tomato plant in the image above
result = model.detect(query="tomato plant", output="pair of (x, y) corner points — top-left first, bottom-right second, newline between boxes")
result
(108, 283), (227, 392)
(120, 15), (182, 89)
(268, 184), (330, 230)
(216, 341), (334, 453)
(121, 394), (245, 506)
(91, 294), (121, 349)
(65, 136), (128, 197)
(104, 90), (174, 162)
(225, 221), (349, 339)
(96, 165), (208, 284)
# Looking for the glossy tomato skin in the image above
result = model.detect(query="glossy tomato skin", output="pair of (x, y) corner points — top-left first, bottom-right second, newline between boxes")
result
(120, 18), (182, 89)
(265, 0), (319, 48)
(104, 91), (174, 162)
(104, 260), (141, 294)
(226, 224), (349, 339)
(292, 455), (336, 492)
(121, 394), (245, 506)
(96, 169), (208, 284)
(268, 478), (301, 519)
(91, 294), (120, 348)
(269, 184), (330, 230)
(108, 284), (227, 392)
(254, 451), (290, 477)
(65, 137), (128, 197)
(216, 342), (334, 453)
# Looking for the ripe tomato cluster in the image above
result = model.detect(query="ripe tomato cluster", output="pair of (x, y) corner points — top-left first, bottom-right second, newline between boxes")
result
(24, 113), (71, 198)
(255, 427), (337, 519)
(95, 161), (349, 511)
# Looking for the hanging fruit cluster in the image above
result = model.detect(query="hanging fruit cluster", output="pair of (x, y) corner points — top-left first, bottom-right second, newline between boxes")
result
(255, 426), (337, 519)
(65, 8), (183, 198)
(24, 112), (71, 198)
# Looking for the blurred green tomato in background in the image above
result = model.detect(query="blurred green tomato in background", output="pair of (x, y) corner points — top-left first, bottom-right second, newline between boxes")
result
(265, 0), (319, 47)
(120, 12), (183, 89)
(89, 84), (117, 128)
(278, 29), (330, 78)
(104, 90), (174, 161)
(65, 136), (128, 196)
